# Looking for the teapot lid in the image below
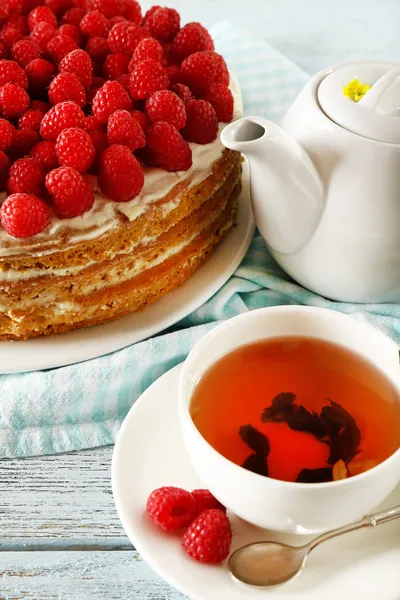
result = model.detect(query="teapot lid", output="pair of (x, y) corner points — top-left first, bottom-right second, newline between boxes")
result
(317, 62), (400, 144)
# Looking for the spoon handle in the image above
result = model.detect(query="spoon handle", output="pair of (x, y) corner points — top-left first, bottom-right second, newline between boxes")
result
(308, 504), (400, 552)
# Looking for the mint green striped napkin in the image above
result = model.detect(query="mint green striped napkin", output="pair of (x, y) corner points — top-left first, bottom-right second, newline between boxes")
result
(1, 24), (399, 458)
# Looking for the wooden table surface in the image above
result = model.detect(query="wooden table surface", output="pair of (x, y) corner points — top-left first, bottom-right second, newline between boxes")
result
(2, 1), (400, 598)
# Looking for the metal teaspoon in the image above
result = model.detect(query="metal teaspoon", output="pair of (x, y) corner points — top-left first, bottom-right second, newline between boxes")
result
(229, 504), (400, 587)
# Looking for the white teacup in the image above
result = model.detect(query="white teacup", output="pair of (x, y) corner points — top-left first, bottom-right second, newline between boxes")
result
(178, 306), (400, 534)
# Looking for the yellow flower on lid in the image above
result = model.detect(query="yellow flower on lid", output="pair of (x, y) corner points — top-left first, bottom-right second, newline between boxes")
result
(343, 78), (371, 102)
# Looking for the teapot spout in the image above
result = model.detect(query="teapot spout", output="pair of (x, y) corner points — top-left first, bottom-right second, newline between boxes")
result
(221, 117), (324, 255)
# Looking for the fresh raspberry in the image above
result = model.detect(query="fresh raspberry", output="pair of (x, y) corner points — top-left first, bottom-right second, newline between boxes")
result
(124, 0), (141, 25)
(45, 0), (74, 17)
(182, 509), (232, 564)
(0, 27), (23, 51)
(106, 109), (145, 151)
(22, 0), (43, 9)
(145, 90), (186, 130)
(40, 101), (85, 140)
(59, 48), (93, 89)
(46, 34), (78, 63)
(181, 51), (229, 94)
(171, 83), (193, 104)
(87, 0), (125, 19)
(60, 7), (85, 25)
(146, 487), (197, 532)
(130, 37), (163, 67)
(0, 151), (10, 190)
(10, 39), (40, 68)
(0, 59), (28, 88)
(18, 109), (43, 131)
(28, 6), (57, 31)
(107, 22), (144, 55)
(99, 143), (144, 202)
(55, 127), (95, 172)
(88, 128), (107, 168)
(102, 51), (129, 79)
(91, 75), (106, 88)
(25, 58), (55, 92)
(1, 193), (51, 238)
(131, 108), (148, 131)
(30, 22), (57, 52)
(115, 72), (130, 91)
(0, 83), (30, 117)
(191, 490), (226, 516)
(30, 140), (58, 171)
(79, 11), (110, 38)
(203, 83), (233, 122)
(0, 118), (15, 150)
(31, 99), (50, 113)
(7, 129), (39, 160)
(83, 114), (103, 132)
(92, 80), (132, 123)
(146, 121), (192, 171)
(48, 72), (86, 107)
(0, 43), (7, 61)
(7, 156), (45, 196)
(4, 14), (28, 36)
(58, 24), (83, 45)
(129, 59), (169, 100)
(182, 99), (218, 144)
(145, 7), (180, 43)
(108, 15), (126, 26)
(142, 5), (160, 26)
(171, 22), (214, 65)
(85, 36), (108, 64)
(73, 0), (87, 9)
(46, 165), (94, 217)
(165, 65), (182, 86)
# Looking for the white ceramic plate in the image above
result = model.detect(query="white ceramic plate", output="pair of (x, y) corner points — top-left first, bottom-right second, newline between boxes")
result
(0, 162), (254, 374)
(112, 364), (400, 600)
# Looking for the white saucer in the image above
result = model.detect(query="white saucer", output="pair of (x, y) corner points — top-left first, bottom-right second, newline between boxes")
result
(112, 364), (400, 600)
(0, 162), (254, 374)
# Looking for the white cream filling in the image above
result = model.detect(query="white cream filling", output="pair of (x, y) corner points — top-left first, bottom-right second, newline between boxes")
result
(0, 75), (242, 259)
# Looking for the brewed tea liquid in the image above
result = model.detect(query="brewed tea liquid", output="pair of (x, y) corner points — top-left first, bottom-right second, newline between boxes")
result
(190, 337), (400, 482)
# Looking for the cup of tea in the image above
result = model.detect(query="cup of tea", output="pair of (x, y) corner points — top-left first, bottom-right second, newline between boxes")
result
(178, 306), (400, 534)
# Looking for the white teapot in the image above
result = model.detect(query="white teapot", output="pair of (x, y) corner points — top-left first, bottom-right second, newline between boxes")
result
(221, 62), (400, 303)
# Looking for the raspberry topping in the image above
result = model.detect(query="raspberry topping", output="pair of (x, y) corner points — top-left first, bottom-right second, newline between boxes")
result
(79, 10), (110, 38)
(58, 23), (83, 45)
(0, 83), (30, 118)
(145, 90), (186, 130)
(102, 51), (129, 79)
(171, 83), (193, 104)
(171, 22), (214, 65)
(92, 79), (132, 123)
(203, 84), (234, 123)
(28, 6), (57, 31)
(99, 144), (144, 202)
(0, 59), (28, 88)
(59, 48), (93, 89)
(129, 59), (169, 100)
(0, 193), (51, 238)
(30, 22), (57, 52)
(7, 156), (45, 196)
(181, 51), (229, 94)
(40, 101), (85, 141)
(0, 118), (15, 151)
(146, 121), (192, 171)
(55, 127), (95, 172)
(191, 489), (226, 516)
(130, 37), (163, 66)
(45, 165), (94, 217)
(0, 151), (10, 191)
(18, 109), (44, 132)
(0, 28), (23, 52)
(48, 72), (86, 107)
(46, 34), (79, 64)
(60, 7), (86, 26)
(145, 7), (180, 43)
(10, 39), (41, 68)
(131, 108), (148, 131)
(124, 0), (142, 24)
(106, 109), (145, 151)
(25, 58), (55, 92)
(146, 487), (197, 532)
(85, 36), (108, 64)
(87, 0), (125, 19)
(107, 21), (144, 55)
(182, 99), (218, 144)
(182, 509), (232, 564)
(30, 140), (59, 171)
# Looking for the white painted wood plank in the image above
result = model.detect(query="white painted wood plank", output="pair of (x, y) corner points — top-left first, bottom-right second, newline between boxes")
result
(1, 551), (185, 600)
(1, 448), (125, 542)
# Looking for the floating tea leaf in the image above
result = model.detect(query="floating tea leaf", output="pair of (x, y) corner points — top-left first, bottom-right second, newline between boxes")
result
(328, 423), (361, 464)
(239, 424), (271, 457)
(285, 405), (327, 438)
(261, 392), (296, 423)
(242, 453), (269, 477)
(320, 400), (356, 430)
(296, 467), (333, 483)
